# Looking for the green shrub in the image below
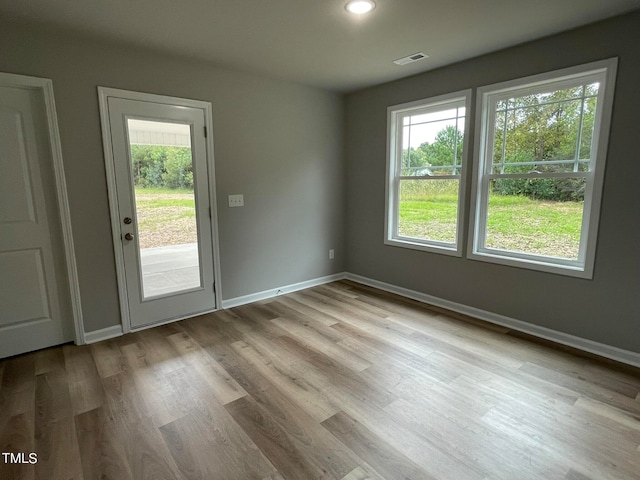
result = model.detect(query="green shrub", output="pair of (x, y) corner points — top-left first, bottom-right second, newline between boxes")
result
(162, 148), (194, 189)
(492, 177), (585, 202)
(130, 145), (193, 190)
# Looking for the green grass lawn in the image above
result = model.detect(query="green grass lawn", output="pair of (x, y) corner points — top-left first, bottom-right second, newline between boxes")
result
(399, 194), (459, 243)
(133, 187), (194, 196)
(484, 194), (583, 258)
(134, 187), (197, 249)
(399, 187), (584, 258)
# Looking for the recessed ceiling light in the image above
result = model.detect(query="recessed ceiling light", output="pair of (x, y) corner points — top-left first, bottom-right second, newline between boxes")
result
(345, 0), (376, 14)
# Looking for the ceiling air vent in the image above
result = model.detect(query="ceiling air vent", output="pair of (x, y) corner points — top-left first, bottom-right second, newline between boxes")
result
(393, 52), (429, 66)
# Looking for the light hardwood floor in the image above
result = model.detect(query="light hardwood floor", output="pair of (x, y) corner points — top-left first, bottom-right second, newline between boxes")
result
(1, 280), (639, 479)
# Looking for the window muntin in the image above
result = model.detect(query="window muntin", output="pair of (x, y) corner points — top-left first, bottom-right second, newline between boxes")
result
(386, 91), (471, 255)
(470, 60), (616, 277)
(491, 81), (599, 175)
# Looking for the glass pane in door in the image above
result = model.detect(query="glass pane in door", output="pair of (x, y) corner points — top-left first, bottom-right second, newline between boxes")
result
(126, 118), (202, 298)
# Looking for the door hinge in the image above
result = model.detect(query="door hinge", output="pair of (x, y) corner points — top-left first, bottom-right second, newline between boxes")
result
(208, 207), (212, 219)
(204, 126), (208, 138)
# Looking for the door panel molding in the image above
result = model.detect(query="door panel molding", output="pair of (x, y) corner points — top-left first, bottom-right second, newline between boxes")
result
(0, 106), (37, 223)
(97, 87), (222, 332)
(0, 249), (50, 326)
(0, 72), (84, 347)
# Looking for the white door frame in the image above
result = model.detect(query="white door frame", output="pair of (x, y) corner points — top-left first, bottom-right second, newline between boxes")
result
(0, 72), (85, 345)
(97, 87), (222, 333)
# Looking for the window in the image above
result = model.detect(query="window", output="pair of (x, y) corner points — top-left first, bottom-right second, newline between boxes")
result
(386, 91), (471, 255)
(469, 59), (617, 277)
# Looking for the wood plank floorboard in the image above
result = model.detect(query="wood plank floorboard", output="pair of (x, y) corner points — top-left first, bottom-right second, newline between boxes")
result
(322, 411), (438, 480)
(340, 462), (387, 480)
(1, 280), (639, 479)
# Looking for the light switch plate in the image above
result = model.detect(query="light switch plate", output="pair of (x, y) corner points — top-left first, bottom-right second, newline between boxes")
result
(228, 194), (244, 207)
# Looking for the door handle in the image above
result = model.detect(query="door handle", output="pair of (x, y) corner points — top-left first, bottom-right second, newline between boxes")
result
(124, 232), (135, 241)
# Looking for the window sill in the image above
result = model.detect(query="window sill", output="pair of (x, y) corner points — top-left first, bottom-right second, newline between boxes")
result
(468, 248), (593, 279)
(385, 237), (462, 257)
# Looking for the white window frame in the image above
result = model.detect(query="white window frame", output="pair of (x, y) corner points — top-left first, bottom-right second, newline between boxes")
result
(385, 90), (471, 256)
(468, 58), (617, 278)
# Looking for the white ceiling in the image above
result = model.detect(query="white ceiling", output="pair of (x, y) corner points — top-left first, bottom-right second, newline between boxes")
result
(1, 0), (639, 92)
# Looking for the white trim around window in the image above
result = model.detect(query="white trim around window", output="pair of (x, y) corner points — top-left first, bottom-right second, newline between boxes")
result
(385, 90), (472, 256)
(468, 58), (618, 278)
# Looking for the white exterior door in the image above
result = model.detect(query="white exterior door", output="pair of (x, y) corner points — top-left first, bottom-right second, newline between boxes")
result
(0, 76), (76, 358)
(99, 89), (220, 330)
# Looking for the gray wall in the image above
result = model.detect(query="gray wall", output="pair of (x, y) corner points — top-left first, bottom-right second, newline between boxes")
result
(0, 20), (345, 333)
(345, 11), (640, 353)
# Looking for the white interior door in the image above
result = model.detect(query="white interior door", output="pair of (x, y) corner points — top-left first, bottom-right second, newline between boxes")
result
(0, 77), (75, 358)
(101, 90), (219, 329)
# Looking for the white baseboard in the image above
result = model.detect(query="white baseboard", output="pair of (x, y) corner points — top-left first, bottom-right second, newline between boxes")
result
(221, 272), (347, 309)
(345, 273), (640, 368)
(81, 273), (347, 343)
(83, 325), (124, 344)
(80, 272), (640, 368)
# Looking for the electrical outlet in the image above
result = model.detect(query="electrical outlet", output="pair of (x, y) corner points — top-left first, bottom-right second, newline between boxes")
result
(329, 249), (335, 260)
(228, 194), (244, 207)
